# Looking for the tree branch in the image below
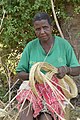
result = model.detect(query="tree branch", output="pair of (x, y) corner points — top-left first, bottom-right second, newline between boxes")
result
(50, 0), (64, 38)
(0, 7), (6, 34)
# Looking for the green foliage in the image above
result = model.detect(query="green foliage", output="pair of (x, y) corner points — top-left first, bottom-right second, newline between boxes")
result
(74, 6), (80, 14)
(0, 88), (8, 102)
(0, 0), (80, 51)
(69, 0), (80, 3)
(0, 0), (52, 52)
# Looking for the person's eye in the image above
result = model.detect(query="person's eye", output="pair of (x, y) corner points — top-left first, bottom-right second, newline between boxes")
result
(35, 28), (41, 31)
(43, 26), (49, 29)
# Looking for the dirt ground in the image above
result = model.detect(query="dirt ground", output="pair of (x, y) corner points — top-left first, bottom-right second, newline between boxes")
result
(64, 105), (80, 120)
(70, 107), (80, 120)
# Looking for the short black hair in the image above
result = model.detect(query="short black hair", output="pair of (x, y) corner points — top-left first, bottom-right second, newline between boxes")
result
(33, 12), (52, 25)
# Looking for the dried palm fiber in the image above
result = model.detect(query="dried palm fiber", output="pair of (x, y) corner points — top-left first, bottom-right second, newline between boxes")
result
(29, 62), (78, 120)
(29, 62), (78, 99)
(0, 90), (23, 118)
(0, 108), (7, 117)
(0, 62), (78, 120)
(0, 100), (7, 117)
(77, 118), (80, 120)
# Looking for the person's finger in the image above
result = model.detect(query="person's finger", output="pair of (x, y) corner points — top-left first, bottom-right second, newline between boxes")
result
(55, 73), (65, 79)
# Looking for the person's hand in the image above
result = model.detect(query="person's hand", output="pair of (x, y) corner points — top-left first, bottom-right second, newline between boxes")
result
(56, 66), (69, 79)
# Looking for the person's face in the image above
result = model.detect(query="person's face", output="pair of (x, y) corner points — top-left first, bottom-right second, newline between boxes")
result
(34, 19), (53, 42)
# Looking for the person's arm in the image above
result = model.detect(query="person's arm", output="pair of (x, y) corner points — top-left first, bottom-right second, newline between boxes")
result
(56, 39), (80, 79)
(16, 44), (30, 81)
(17, 72), (29, 80)
(68, 66), (80, 76)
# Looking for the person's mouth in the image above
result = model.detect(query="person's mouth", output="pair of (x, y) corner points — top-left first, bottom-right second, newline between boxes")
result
(40, 35), (47, 39)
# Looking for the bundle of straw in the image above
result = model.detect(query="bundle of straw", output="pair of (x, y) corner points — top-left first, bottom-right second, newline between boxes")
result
(29, 62), (78, 120)
(29, 62), (78, 99)
(0, 62), (78, 120)
(77, 118), (80, 120)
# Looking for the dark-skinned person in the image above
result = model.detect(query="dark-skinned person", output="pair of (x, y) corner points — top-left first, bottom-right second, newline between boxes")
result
(16, 12), (80, 120)
(56, 66), (80, 79)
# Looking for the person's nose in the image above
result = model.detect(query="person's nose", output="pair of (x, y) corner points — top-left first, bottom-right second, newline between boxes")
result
(41, 28), (45, 34)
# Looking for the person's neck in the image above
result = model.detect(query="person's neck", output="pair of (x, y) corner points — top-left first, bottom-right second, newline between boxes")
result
(40, 36), (55, 54)
(40, 36), (54, 47)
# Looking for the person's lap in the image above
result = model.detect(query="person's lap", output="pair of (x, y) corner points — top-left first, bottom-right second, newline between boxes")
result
(38, 113), (53, 120)
(19, 101), (53, 120)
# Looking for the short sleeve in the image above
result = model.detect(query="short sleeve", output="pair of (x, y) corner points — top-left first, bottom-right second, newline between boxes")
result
(16, 45), (30, 73)
(66, 44), (79, 67)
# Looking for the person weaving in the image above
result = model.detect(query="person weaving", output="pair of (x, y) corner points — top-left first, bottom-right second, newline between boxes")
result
(16, 12), (80, 120)
(57, 66), (80, 79)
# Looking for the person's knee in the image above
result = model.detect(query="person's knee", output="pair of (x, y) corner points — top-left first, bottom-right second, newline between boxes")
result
(39, 113), (53, 120)
(19, 100), (33, 120)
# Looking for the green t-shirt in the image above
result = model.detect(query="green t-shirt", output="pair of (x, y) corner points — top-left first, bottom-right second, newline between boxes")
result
(16, 36), (79, 73)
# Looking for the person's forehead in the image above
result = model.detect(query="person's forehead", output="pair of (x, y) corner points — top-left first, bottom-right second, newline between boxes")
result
(34, 19), (49, 26)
